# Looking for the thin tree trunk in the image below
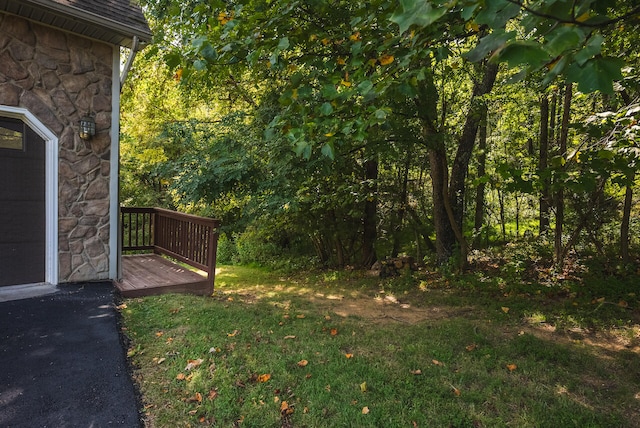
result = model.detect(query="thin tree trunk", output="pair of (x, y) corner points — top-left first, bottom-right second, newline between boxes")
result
(539, 94), (550, 233)
(621, 173), (634, 263)
(392, 151), (411, 257)
(361, 157), (378, 268)
(555, 83), (573, 267)
(499, 188), (506, 241)
(473, 106), (488, 247)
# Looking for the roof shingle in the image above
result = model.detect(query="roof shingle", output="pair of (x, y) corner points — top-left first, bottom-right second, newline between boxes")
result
(0, 0), (152, 47)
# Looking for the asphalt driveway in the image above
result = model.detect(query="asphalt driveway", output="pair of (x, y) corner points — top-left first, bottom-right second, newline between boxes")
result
(0, 282), (141, 427)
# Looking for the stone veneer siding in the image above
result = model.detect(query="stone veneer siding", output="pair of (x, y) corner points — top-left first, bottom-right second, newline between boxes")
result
(0, 13), (114, 282)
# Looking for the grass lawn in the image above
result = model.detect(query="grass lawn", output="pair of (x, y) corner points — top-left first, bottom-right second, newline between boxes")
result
(120, 264), (640, 427)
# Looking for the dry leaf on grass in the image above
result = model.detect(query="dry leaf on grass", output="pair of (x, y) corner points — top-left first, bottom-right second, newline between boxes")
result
(257, 373), (271, 383)
(297, 359), (309, 367)
(362, 406), (370, 414)
(185, 358), (203, 371)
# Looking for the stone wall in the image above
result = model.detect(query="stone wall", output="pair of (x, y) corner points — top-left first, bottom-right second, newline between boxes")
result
(0, 13), (114, 282)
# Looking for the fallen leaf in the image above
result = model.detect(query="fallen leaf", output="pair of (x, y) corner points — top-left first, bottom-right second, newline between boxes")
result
(284, 335), (297, 340)
(156, 358), (166, 365)
(618, 300), (628, 308)
(185, 359), (203, 371)
(362, 406), (370, 414)
(360, 381), (367, 392)
(155, 331), (164, 337)
(465, 344), (478, 352)
(176, 373), (186, 380)
(257, 373), (271, 383)
(345, 353), (354, 359)
(507, 363), (517, 372)
(296, 314), (305, 319)
(117, 303), (127, 310)
(432, 359), (444, 366)
(306, 373), (312, 379)
(297, 359), (309, 367)
(501, 307), (510, 313)
(227, 329), (239, 337)
(410, 369), (422, 375)
(186, 392), (203, 403)
(324, 315), (331, 320)
(166, 337), (174, 344)
(280, 401), (294, 415)
(208, 389), (218, 400)
(330, 328), (338, 336)
(452, 387), (461, 396)
(209, 346), (221, 353)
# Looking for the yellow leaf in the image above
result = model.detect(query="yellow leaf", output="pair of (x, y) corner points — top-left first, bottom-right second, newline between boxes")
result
(291, 88), (298, 100)
(257, 373), (271, 383)
(340, 80), (352, 87)
(368, 58), (378, 67)
(379, 55), (394, 65)
(337, 57), (346, 65)
(360, 381), (367, 392)
(576, 12), (590, 22)
(349, 32), (361, 41)
(345, 353), (353, 359)
(501, 307), (510, 313)
(362, 406), (370, 414)
(297, 359), (309, 367)
(321, 38), (331, 46)
(507, 363), (517, 372)
(309, 34), (317, 41)
(227, 329), (239, 337)
(173, 68), (183, 81)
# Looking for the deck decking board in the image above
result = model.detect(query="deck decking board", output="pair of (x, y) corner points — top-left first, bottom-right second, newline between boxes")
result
(117, 254), (211, 298)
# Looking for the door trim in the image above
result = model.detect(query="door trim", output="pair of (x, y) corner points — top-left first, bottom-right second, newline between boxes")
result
(0, 106), (58, 285)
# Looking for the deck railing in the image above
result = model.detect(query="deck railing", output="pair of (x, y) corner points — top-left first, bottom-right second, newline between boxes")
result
(121, 207), (221, 293)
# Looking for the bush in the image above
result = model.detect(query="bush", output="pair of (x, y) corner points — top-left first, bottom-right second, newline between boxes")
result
(216, 234), (237, 265)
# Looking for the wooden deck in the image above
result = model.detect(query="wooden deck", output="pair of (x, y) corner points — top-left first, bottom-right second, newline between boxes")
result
(116, 254), (212, 298)
(117, 207), (220, 298)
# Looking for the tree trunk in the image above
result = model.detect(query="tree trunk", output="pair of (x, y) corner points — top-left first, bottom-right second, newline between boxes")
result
(449, 63), (499, 236)
(429, 145), (456, 263)
(621, 173), (634, 263)
(473, 104), (488, 247)
(555, 83), (572, 267)
(392, 150), (411, 257)
(539, 94), (550, 233)
(361, 157), (378, 268)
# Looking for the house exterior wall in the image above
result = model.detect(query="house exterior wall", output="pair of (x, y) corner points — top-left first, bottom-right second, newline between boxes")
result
(0, 12), (114, 282)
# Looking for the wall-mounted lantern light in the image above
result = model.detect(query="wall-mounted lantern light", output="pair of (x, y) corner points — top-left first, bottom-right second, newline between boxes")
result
(79, 115), (96, 140)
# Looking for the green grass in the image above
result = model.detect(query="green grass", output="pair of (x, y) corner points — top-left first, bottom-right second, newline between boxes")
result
(120, 265), (640, 427)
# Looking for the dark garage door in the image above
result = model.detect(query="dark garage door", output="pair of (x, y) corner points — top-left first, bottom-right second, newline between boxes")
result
(0, 117), (45, 286)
